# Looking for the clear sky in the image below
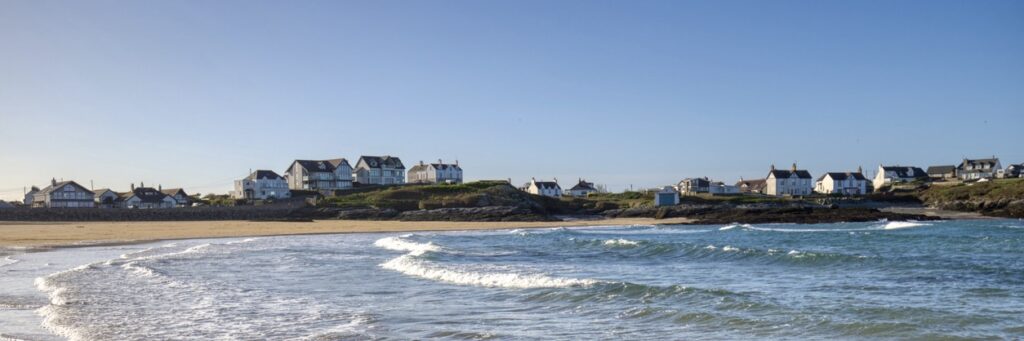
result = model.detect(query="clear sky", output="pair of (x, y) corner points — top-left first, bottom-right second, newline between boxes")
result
(1, 0), (1022, 200)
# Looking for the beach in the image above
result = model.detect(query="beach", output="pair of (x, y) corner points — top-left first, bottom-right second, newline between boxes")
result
(0, 217), (695, 249)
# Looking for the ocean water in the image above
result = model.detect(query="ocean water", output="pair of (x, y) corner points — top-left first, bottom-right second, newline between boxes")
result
(2, 219), (1023, 340)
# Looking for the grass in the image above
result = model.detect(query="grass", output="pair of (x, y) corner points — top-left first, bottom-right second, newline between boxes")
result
(918, 178), (1024, 203)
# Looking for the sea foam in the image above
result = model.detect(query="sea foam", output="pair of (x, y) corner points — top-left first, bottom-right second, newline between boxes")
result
(603, 239), (640, 247)
(374, 237), (443, 256)
(380, 255), (598, 289)
(881, 221), (931, 230)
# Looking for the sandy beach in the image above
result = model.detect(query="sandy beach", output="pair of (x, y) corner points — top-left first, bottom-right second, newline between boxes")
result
(0, 217), (695, 249)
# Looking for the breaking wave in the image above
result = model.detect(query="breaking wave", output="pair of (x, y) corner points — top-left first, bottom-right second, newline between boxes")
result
(374, 236), (444, 256)
(880, 221), (931, 230)
(380, 255), (598, 289)
(603, 238), (641, 247)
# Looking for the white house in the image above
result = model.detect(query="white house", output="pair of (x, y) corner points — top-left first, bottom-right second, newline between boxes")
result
(873, 165), (928, 190)
(654, 186), (680, 207)
(957, 157), (1001, 181)
(676, 178), (711, 195)
(566, 179), (599, 197)
(232, 170), (291, 200)
(92, 188), (119, 208)
(160, 187), (192, 207)
(119, 183), (177, 209)
(26, 179), (95, 208)
(708, 181), (740, 195)
(766, 164), (813, 196)
(814, 168), (869, 195)
(407, 160), (463, 184)
(526, 178), (561, 197)
(353, 156), (405, 185)
(285, 159), (354, 192)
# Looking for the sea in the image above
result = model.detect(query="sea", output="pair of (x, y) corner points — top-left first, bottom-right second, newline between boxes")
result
(1, 219), (1022, 340)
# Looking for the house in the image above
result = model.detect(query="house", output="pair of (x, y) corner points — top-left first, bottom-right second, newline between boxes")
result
(654, 186), (680, 207)
(160, 187), (192, 207)
(526, 178), (561, 197)
(27, 179), (95, 208)
(735, 178), (767, 194)
(927, 165), (958, 181)
(566, 179), (599, 197)
(353, 156), (405, 185)
(708, 181), (740, 194)
(119, 183), (177, 209)
(92, 189), (119, 208)
(23, 186), (39, 206)
(814, 168), (869, 195)
(957, 157), (1001, 181)
(407, 160), (463, 184)
(677, 178), (711, 195)
(873, 165), (928, 190)
(765, 164), (813, 196)
(0, 201), (12, 209)
(284, 159), (354, 192)
(232, 170), (292, 200)
(1005, 164), (1024, 178)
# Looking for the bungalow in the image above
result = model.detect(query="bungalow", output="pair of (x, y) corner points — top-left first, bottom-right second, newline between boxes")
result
(407, 160), (463, 184)
(735, 178), (767, 194)
(766, 164), (813, 196)
(232, 170), (291, 200)
(119, 183), (177, 209)
(927, 165), (958, 181)
(708, 181), (740, 195)
(353, 156), (405, 185)
(27, 179), (95, 208)
(873, 165), (928, 190)
(566, 179), (599, 197)
(677, 177), (711, 195)
(654, 186), (680, 207)
(160, 187), (192, 207)
(285, 159), (354, 192)
(814, 168), (868, 195)
(957, 157), (1001, 181)
(526, 178), (561, 197)
(92, 188), (119, 208)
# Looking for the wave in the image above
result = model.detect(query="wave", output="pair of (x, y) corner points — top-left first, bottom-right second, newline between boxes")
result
(719, 224), (752, 231)
(603, 238), (641, 247)
(0, 256), (20, 267)
(380, 255), (598, 289)
(374, 236), (443, 256)
(881, 221), (931, 230)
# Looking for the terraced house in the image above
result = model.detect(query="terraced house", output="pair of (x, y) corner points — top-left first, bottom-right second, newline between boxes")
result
(25, 179), (95, 208)
(407, 160), (463, 184)
(354, 156), (405, 185)
(285, 159), (354, 192)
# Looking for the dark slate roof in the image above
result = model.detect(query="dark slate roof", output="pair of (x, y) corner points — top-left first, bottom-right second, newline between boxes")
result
(768, 170), (812, 179)
(126, 187), (171, 204)
(958, 158), (1000, 169)
(161, 188), (188, 197)
(881, 166), (927, 178)
(927, 165), (957, 175)
(246, 170), (284, 181)
(817, 172), (867, 182)
(569, 180), (596, 191)
(38, 181), (94, 196)
(327, 158), (351, 169)
(409, 162), (461, 173)
(358, 156), (405, 170)
(293, 160), (337, 173)
(533, 181), (560, 189)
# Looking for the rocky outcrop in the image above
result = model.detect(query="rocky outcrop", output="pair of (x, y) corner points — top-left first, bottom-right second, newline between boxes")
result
(928, 199), (1024, 218)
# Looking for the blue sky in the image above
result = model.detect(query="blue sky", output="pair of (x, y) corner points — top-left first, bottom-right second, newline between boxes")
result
(1, 0), (1022, 199)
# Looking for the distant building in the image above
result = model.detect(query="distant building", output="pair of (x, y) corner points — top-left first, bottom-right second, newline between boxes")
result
(654, 186), (680, 207)
(92, 189), (119, 208)
(926, 165), (958, 181)
(23, 186), (39, 206)
(353, 156), (405, 185)
(957, 157), (1001, 181)
(526, 178), (561, 197)
(233, 170), (291, 200)
(407, 160), (463, 184)
(766, 164), (813, 196)
(119, 183), (177, 209)
(1005, 163), (1024, 178)
(873, 165), (928, 190)
(677, 178), (711, 195)
(0, 201), (12, 209)
(27, 179), (95, 208)
(285, 159), (354, 192)
(735, 178), (767, 194)
(566, 179), (599, 197)
(160, 187), (192, 207)
(708, 181), (740, 195)
(814, 168), (869, 195)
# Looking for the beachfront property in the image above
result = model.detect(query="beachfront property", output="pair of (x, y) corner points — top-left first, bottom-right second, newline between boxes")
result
(735, 178), (767, 194)
(93, 188), (119, 208)
(525, 178), (561, 197)
(285, 159), (354, 192)
(765, 164), (813, 196)
(709, 181), (739, 194)
(119, 183), (177, 209)
(873, 165), (928, 190)
(353, 156), (405, 185)
(927, 165), (958, 181)
(232, 170), (291, 200)
(654, 186), (680, 207)
(677, 177), (710, 195)
(1005, 163), (1024, 178)
(161, 187), (192, 207)
(957, 157), (1001, 181)
(814, 169), (869, 195)
(566, 179), (599, 197)
(407, 160), (463, 184)
(25, 179), (95, 208)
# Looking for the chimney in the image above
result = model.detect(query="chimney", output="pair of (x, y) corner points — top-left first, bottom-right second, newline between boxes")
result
(419, 160), (424, 166)
(51, 178), (57, 186)
(131, 183), (136, 191)
(791, 163), (798, 172)
(140, 181), (145, 188)
(455, 159), (459, 166)
(770, 164), (775, 171)
(857, 166), (863, 173)
(554, 177), (558, 184)
(158, 184), (162, 191)
(438, 159), (443, 164)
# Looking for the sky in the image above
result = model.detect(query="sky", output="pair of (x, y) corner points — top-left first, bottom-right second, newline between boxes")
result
(1, 0), (1022, 200)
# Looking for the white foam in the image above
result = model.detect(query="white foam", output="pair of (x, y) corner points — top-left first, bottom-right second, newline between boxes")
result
(374, 237), (443, 256)
(719, 223), (752, 231)
(882, 221), (931, 230)
(705, 245), (718, 250)
(603, 238), (640, 247)
(722, 246), (740, 252)
(380, 255), (598, 289)
(0, 256), (20, 267)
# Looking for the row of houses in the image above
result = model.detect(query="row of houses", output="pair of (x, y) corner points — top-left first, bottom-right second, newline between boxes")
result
(23, 179), (192, 209)
(521, 178), (602, 198)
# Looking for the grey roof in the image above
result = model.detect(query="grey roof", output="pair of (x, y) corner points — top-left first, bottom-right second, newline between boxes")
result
(958, 158), (1000, 170)
(38, 181), (94, 196)
(161, 188), (188, 197)
(409, 162), (461, 173)
(927, 165), (957, 175)
(569, 180), (596, 191)
(881, 166), (927, 179)
(817, 172), (867, 182)
(533, 181), (560, 189)
(735, 179), (766, 187)
(768, 170), (812, 179)
(124, 187), (171, 204)
(292, 160), (337, 173)
(327, 158), (351, 169)
(246, 170), (284, 181)
(358, 156), (405, 170)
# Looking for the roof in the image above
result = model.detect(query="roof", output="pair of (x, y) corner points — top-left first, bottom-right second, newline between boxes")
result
(735, 179), (767, 188)
(680, 178), (711, 187)
(532, 180), (560, 189)
(959, 158), (1000, 169)
(38, 181), (94, 196)
(569, 180), (596, 191)
(881, 166), (927, 179)
(768, 170), (812, 179)
(927, 165), (957, 174)
(357, 156), (405, 170)
(125, 187), (171, 204)
(161, 188), (188, 197)
(409, 162), (462, 173)
(817, 172), (867, 182)
(327, 158), (351, 169)
(292, 160), (337, 173)
(246, 170), (284, 181)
